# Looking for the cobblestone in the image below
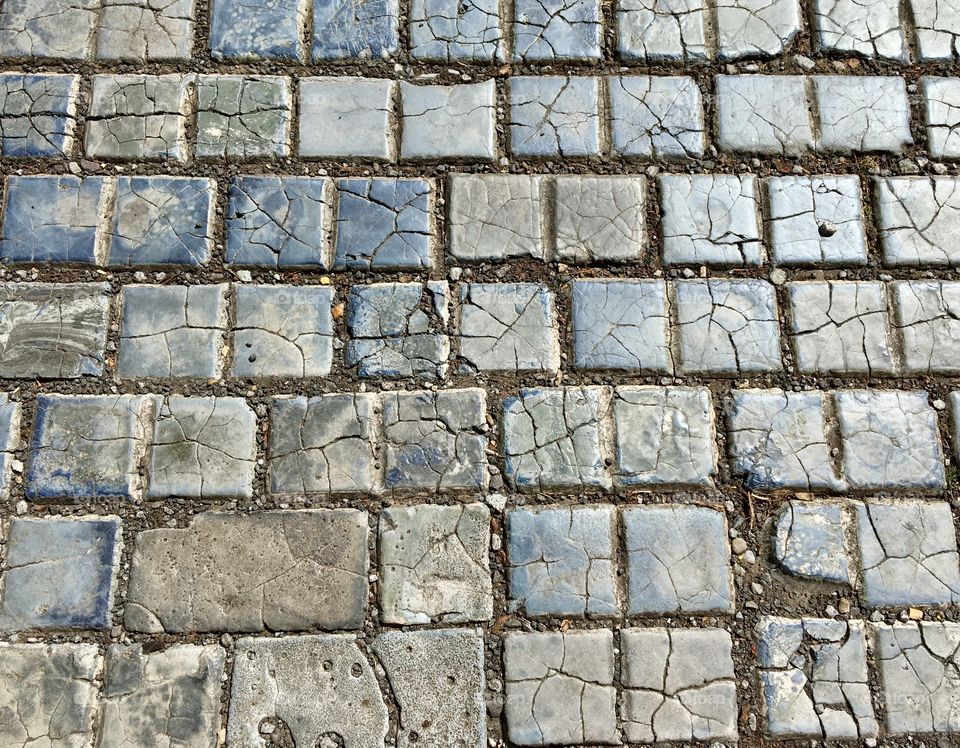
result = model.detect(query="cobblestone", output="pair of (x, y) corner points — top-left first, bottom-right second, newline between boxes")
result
(209, 0), (305, 60)
(97, 0), (196, 61)
(875, 176), (960, 266)
(512, 0), (602, 60)
(773, 500), (850, 583)
(194, 75), (291, 159)
(0, 0), (99, 58)
(813, 0), (905, 60)
(400, 80), (496, 160)
(0, 74), (78, 157)
(509, 76), (600, 158)
(716, 75), (812, 156)
(553, 175), (646, 263)
(608, 75), (706, 160)
(410, 0), (502, 59)
(313, 0), (399, 60)
(299, 77), (395, 160)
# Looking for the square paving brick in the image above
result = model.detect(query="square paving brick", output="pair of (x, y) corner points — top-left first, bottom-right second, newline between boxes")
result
(401, 80), (496, 160)
(195, 75), (292, 159)
(894, 281), (960, 374)
(0, 395), (20, 500)
(773, 500), (850, 583)
(813, 0), (905, 59)
(716, 75), (813, 156)
(509, 76), (600, 158)
(876, 176), (960, 266)
(813, 76), (913, 154)
(97, 0), (196, 61)
(410, 0), (503, 60)
(608, 76), (706, 160)
(507, 505), (618, 617)
(0, 517), (121, 630)
(912, 0), (960, 59)
(299, 77), (395, 159)
(0, 0), (98, 58)
(923, 77), (960, 160)
(0, 74), (78, 157)
(209, 0), (306, 60)
(512, 0), (602, 60)
(553, 175), (646, 263)
(616, 0), (709, 61)
(313, 0), (399, 59)
(716, 0), (800, 58)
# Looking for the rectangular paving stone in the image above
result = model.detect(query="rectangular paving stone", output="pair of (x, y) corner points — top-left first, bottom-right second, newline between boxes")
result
(813, 76), (913, 154)
(512, 0), (602, 60)
(716, 75), (813, 156)
(509, 76), (600, 158)
(299, 77), (395, 159)
(209, 0), (306, 60)
(313, 0), (399, 59)
(716, 0), (800, 59)
(553, 175), (646, 263)
(912, 0), (960, 59)
(923, 77), (960, 160)
(97, 0), (196, 61)
(609, 75), (706, 160)
(409, 0), (503, 60)
(0, 74), (78, 157)
(195, 75), (292, 159)
(125, 510), (368, 633)
(875, 176), (960, 266)
(773, 500), (850, 583)
(894, 280), (960, 374)
(401, 80), (496, 161)
(0, 395), (20, 500)
(813, 0), (905, 60)
(0, 0), (98, 58)
(616, 0), (709, 61)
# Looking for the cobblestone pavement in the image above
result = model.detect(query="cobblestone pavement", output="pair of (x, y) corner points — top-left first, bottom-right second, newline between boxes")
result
(5, 2), (960, 748)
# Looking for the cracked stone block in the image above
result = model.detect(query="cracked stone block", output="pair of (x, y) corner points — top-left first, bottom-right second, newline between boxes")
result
(813, 0), (905, 60)
(509, 76), (600, 158)
(757, 617), (877, 738)
(504, 630), (617, 745)
(836, 390), (945, 491)
(459, 283), (560, 373)
(195, 75), (291, 159)
(766, 175), (868, 266)
(813, 76), (913, 155)
(675, 279), (782, 374)
(346, 282), (449, 378)
(228, 635), (387, 746)
(401, 80), (496, 160)
(513, 0), (601, 60)
(147, 396), (256, 499)
(621, 628), (737, 743)
(27, 394), (152, 501)
(571, 279), (670, 371)
(86, 74), (191, 161)
(380, 503), (491, 624)
(616, 0), (709, 61)
(334, 177), (433, 270)
(0, 517), (121, 631)
(269, 393), (378, 495)
(787, 281), (895, 376)
(503, 387), (612, 491)
(0, 0), (98, 58)
(507, 505), (617, 617)
(209, 0), (306, 60)
(624, 505), (734, 614)
(924, 77), (960, 160)
(553, 175), (646, 263)
(97, 0), (196, 61)
(382, 388), (488, 491)
(0, 74), (78, 157)
(0, 644), (101, 748)
(0, 395), (20, 499)
(99, 644), (225, 748)
(410, 0), (503, 60)
(108, 176), (215, 266)
(0, 283), (110, 379)
(0, 175), (106, 264)
(313, 0), (399, 59)
(118, 285), (228, 378)
(716, 0), (801, 58)
(912, 0), (960, 59)
(126, 510), (367, 633)
(876, 176), (960, 266)
(773, 501), (850, 583)
(447, 174), (544, 262)
(233, 285), (334, 377)
(727, 389), (844, 491)
(716, 75), (812, 156)
(608, 75), (705, 161)
(660, 174), (763, 265)
(374, 629), (486, 748)
(895, 281), (960, 374)
(613, 386), (716, 487)
(299, 77), (394, 159)
(857, 501), (960, 606)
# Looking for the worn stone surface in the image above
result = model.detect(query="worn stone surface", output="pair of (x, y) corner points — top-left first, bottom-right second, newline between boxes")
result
(299, 77), (395, 159)
(0, 0), (98, 58)
(313, 0), (399, 59)
(195, 75), (291, 159)
(608, 75), (706, 160)
(512, 0), (602, 60)
(0, 395), (19, 500)
(209, 0), (306, 60)
(553, 175), (646, 263)
(813, 75), (913, 154)
(0, 73), (77, 157)
(97, 0), (196, 61)
(814, 0), (905, 59)
(509, 76), (600, 158)
(774, 501), (850, 583)
(716, 0), (801, 58)
(400, 80), (496, 160)
(616, 0), (709, 61)
(912, 0), (960, 59)
(876, 176), (960, 266)
(923, 76), (960, 160)
(716, 75), (813, 156)
(410, 0), (502, 60)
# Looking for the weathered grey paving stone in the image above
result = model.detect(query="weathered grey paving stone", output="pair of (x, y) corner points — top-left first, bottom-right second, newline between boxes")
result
(233, 285), (334, 377)
(410, 0), (503, 60)
(911, 0), (960, 59)
(660, 174), (763, 264)
(0, 395), (20, 499)
(766, 175), (868, 265)
(608, 75), (705, 160)
(0, 0), (98, 58)
(727, 389), (844, 491)
(447, 174), (544, 262)
(209, 0), (306, 60)
(507, 505), (617, 617)
(504, 630), (617, 745)
(0, 644), (101, 748)
(813, 76), (913, 154)
(382, 388), (488, 490)
(614, 386), (716, 487)
(757, 617), (877, 738)
(118, 284), (228, 378)
(86, 74), (191, 161)
(0, 517), (120, 631)
(813, 0), (905, 59)
(787, 281), (895, 376)
(380, 504), (491, 624)
(675, 279), (782, 374)
(512, 0), (601, 60)
(147, 396), (256, 499)
(716, 0), (801, 58)
(621, 628), (737, 743)
(503, 387), (611, 491)
(716, 75), (812, 156)
(459, 283), (560, 373)
(571, 279), (671, 371)
(553, 175), (645, 263)
(195, 75), (291, 159)
(0, 175), (106, 264)
(0, 283), (110, 378)
(126, 509), (367, 633)
(299, 77), (395, 159)
(773, 501), (850, 583)
(27, 394), (152, 500)
(0, 74), (77, 157)
(401, 80), (496, 160)
(836, 390), (945, 490)
(99, 644), (225, 748)
(269, 393), (378, 494)
(924, 77), (960, 160)
(108, 176), (215, 266)
(346, 282), (448, 378)
(616, 0), (709, 61)
(313, 0), (399, 59)
(374, 629), (486, 748)
(334, 177), (433, 269)
(874, 621), (960, 733)
(97, 0), (196, 61)
(876, 176), (960, 266)
(228, 635), (388, 746)
(509, 76), (600, 158)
